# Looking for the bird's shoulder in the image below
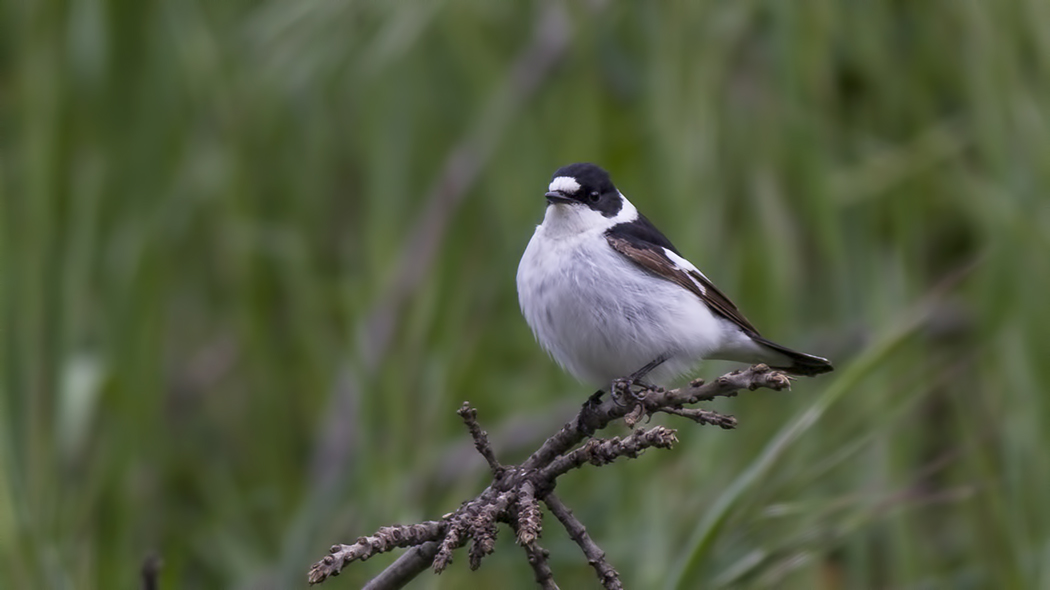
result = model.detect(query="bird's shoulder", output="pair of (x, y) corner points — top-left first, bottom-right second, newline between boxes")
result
(604, 217), (760, 335)
(604, 214), (680, 254)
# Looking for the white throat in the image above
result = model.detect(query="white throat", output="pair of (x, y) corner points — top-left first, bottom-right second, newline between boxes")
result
(537, 192), (639, 240)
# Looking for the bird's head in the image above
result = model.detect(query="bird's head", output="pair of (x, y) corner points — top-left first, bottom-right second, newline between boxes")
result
(540, 163), (636, 236)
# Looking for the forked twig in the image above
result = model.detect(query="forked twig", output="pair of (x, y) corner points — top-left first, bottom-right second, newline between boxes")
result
(308, 364), (796, 588)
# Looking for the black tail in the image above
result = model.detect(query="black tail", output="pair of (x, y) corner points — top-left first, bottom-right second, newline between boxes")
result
(752, 335), (834, 376)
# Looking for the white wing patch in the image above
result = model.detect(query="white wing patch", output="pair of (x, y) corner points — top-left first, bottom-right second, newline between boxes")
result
(549, 176), (581, 194)
(663, 248), (707, 294)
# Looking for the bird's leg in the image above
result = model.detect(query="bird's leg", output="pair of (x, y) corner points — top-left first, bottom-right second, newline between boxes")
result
(628, 354), (668, 384)
(579, 356), (668, 435)
(612, 354), (668, 404)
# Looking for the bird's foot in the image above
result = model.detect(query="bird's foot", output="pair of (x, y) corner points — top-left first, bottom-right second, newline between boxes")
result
(611, 377), (663, 428)
(575, 389), (607, 436)
(611, 354), (669, 406)
(610, 376), (659, 406)
(585, 389), (605, 406)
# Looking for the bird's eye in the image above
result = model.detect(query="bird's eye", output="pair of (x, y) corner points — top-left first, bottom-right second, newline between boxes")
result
(588, 191), (601, 203)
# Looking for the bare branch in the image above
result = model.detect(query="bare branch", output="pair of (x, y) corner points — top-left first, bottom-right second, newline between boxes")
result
(521, 541), (559, 590)
(544, 493), (623, 590)
(527, 364), (791, 471)
(360, 543), (439, 590)
(432, 517), (469, 574)
(658, 406), (738, 429)
(541, 427), (678, 480)
(308, 522), (446, 584)
(458, 402), (504, 477)
(468, 491), (515, 570)
(512, 480), (556, 586)
(515, 481), (543, 547)
(307, 363), (802, 588)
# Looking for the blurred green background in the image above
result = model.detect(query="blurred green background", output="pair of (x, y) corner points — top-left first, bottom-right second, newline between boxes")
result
(3, 0), (1049, 588)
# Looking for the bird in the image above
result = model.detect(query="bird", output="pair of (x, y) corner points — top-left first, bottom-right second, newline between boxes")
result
(516, 162), (833, 390)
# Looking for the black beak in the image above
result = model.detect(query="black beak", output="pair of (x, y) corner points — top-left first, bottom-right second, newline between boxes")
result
(545, 191), (574, 205)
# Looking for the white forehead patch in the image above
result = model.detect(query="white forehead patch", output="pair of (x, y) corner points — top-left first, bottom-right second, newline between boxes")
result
(548, 176), (581, 194)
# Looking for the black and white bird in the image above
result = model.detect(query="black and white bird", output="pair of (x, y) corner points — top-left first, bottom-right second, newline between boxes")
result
(516, 162), (833, 389)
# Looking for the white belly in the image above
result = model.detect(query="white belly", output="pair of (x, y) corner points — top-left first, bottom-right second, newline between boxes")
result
(516, 228), (727, 387)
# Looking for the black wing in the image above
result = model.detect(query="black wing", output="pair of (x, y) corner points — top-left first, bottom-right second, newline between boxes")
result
(605, 222), (760, 336)
(606, 223), (834, 376)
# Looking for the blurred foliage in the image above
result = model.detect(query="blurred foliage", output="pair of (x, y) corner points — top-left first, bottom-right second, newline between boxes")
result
(2, 0), (1049, 588)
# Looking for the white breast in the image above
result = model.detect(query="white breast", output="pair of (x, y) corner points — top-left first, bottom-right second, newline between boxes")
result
(516, 219), (729, 387)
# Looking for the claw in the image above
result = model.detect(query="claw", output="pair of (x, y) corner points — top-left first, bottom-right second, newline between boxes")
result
(610, 378), (631, 407)
(609, 376), (656, 407)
